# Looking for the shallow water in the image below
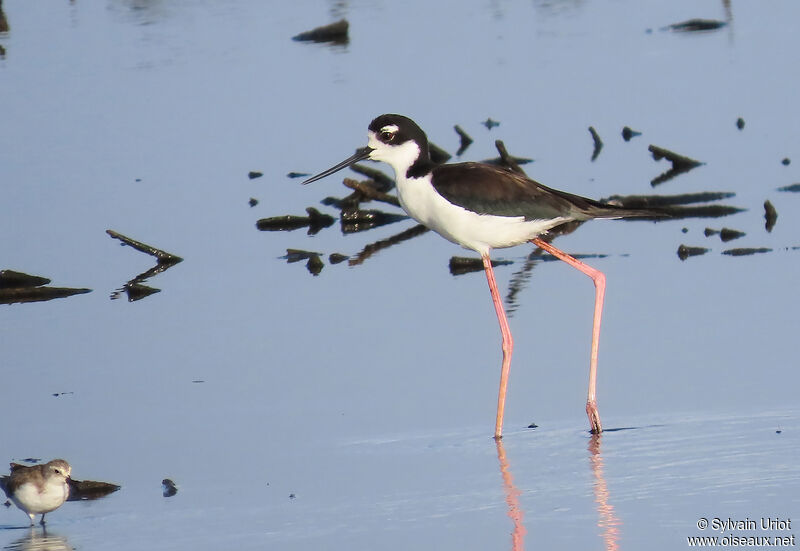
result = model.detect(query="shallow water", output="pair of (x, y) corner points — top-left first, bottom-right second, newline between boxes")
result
(1, 0), (798, 549)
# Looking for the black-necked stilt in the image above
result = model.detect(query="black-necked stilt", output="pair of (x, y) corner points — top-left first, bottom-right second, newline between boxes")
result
(303, 114), (658, 438)
(2, 459), (71, 525)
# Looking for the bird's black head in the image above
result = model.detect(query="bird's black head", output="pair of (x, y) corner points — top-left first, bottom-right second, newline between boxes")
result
(368, 114), (428, 149)
(302, 114), (432, 186)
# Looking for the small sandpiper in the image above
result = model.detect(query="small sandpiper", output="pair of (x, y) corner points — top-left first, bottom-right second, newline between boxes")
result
(3, 459), (71, 525)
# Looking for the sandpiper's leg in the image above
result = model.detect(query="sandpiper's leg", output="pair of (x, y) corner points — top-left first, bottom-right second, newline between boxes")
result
(39, 513), (46, 525)
(482, 254), (514, 440)
(531, 238), (604, 434)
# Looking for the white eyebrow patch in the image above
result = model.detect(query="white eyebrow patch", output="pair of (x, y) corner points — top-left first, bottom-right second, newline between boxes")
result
(380, 124), (399, 134)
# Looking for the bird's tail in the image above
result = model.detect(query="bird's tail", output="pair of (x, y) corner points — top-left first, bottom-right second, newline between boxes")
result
(584, 201), (671, 220)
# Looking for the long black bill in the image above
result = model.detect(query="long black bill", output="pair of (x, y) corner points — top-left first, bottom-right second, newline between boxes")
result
(302, 147), (374, 185)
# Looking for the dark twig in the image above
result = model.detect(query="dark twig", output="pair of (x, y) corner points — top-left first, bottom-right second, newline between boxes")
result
(454, 125), (473, 156)
(106, 230), (183, 264)
(589, 126), (603, 161)
(494, 140), (526, 175)
(342, 178), (401, 207)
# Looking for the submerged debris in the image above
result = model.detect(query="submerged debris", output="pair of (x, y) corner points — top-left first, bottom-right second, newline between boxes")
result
(248, 171), (263, 180)
(481, 140), (534, 169)
(67, 479), (121, 501)
(722, 247), (772, 257)
(256, 207), (334, 235)
(660, 205), (745, 219)
(282, 249), (324, 276)
(720, 228), (745, 242)
(482, 118), (500, 130)
(107, 230), (183, 265)
(0, 269), (91, 305)
(329, 253), (349, 264)
(736, 117), (745, 130)
(490, 140), (527, 175)
(648, 145), (704, 186)
(454, 125), (473, 156)
(665, 18), (727, 32)
(588, 126), (603, 161)
(777, 183), (800, 193)
(0, 270), (49, 288)
(603, 191), (735, 208)
(340, 208), (407, 234)
(306, 254), (324, 275)
(162, 479), (178, 498)
(292, 19), (349, 45)
(677, 245), (710, 260)
(602, 192), (741, 220)
(341, 178), (400, 207)
(622, 126), (642, 141)
(764, 200), (778, 232)
(449, 256), (513, 276)
(116, 282), (160, 301)
(107, 230), (183, 302)
(249, 197), (259, 207)
(287, 172), (310, 179)
(348, 164), (395, 192)
(704, 227), (746, 242)
(781, 158), (791, 166)
(428, 141), (451, 164)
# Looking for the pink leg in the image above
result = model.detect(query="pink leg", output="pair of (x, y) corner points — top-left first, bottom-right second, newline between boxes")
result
(483, 254), (513, 440)
(531, 238), (605, 434)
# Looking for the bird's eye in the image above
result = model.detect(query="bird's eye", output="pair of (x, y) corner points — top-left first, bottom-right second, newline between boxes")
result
(380, 130), (393, 142)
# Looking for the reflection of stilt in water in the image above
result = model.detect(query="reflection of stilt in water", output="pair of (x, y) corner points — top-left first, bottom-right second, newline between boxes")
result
(588, 435), (621, 551)
(496, 440), (526, 551)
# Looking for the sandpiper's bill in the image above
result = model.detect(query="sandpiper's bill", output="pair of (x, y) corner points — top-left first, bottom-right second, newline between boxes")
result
(3, 459), (71, 525)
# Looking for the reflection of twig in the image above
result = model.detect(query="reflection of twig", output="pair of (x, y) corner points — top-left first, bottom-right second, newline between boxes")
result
(496, 440), (526, 551)
(648, 145), (704, 186)
(0, 269), (91, 305)
(0, 286), (91, 304)
(109, 262), (174, 301)
(348, 224), (429, 266)
(602, 191), (735, 208)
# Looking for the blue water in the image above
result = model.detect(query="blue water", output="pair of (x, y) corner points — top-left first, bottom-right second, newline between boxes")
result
(1, 1), (798, 549)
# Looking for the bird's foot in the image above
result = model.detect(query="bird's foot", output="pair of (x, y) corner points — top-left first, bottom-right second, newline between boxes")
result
(587, 400), (603, 434)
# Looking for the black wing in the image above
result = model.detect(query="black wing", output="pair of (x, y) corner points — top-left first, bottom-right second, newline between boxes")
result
(431, 162), (647, 221)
